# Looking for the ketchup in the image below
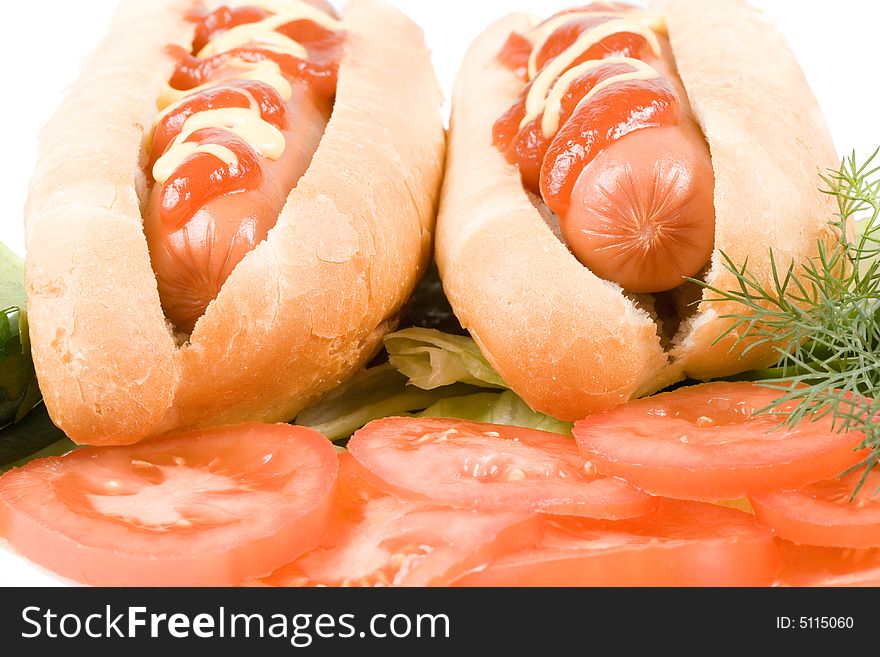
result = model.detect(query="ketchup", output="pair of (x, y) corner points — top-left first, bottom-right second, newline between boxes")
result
(190, 6), (272, 53)
(540, 78), (677, 217)
(493, 4), (716, 295)
(148, 4), (342, 232)
(169, 20), (342, 97)
(493, 10), (679, 207)
(531, 16), (653, 73)
(497, 33), (532, 80)
(151, 80), (289, 169)
(158, 128), (263, 231)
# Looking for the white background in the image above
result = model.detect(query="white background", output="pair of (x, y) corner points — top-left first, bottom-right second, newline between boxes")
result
(0, 0), (878, 584)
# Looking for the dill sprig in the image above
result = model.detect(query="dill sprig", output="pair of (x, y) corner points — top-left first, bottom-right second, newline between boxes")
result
(694, 149), (880, 494)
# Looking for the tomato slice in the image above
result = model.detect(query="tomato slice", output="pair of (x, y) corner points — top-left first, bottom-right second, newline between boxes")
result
(750, 467), (880, 548)
(0, 423), (338, 586)
(775, 539), (880, 586)
(347, 417), (656, 519)
(261, 454), (540, 586)
(453, 499), (779, 587)
(573, 382), (867, 501)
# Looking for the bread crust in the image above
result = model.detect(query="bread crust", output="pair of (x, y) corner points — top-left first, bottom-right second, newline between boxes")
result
(437, 1), (836, 421)
(663, 0), (839, 378)
(25, 0), (445, 445)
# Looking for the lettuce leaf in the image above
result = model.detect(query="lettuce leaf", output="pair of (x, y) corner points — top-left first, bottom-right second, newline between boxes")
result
(0, 243), (41, 428)
(295, 362), (483, 441)
(419, 390), (572, 435)
(0, 242), (26, 312)
(296, 328), (569, 440)
(384, 327), (506, 389)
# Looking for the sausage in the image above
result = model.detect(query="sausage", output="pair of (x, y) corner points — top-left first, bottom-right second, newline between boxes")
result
(555, 51), (715, 293)
(561, 126), (714, 293)
(494, 8), (716, 293)
(143, 1), (340, 333)
(144, 81), (331, 333)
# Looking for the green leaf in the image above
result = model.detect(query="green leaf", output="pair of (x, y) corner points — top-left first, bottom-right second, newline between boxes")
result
(696, 148), (880, 496)
(295, 363), (483, 441)
(419, 390), (573, 436)
(297, 327), (571, 441)
(296, 327), (572, 440)
(0, 243), (41, 428)
(384, 327), (506, 390)
(0, 242), (26, 312)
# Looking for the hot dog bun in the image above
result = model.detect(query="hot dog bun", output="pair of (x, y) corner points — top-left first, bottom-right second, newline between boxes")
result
(436, 0), (837, 422)
(25, 0), (445, 445)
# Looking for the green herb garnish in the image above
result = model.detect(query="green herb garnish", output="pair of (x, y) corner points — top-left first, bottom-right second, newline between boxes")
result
(696, 150), (880, 493)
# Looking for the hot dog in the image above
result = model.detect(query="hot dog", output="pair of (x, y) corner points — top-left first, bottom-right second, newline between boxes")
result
(24, 0), (445, 445)
(436, 0), (838, 421)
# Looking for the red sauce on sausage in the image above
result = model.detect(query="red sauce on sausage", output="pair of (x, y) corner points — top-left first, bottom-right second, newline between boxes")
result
(493, 10), (679, 208)
(151, 80), (290, 169)
(169, 20), (342, 96)
(532, 15), (652, 72)
(493, 4), (716, 294)
(191, 5), (273, 53)
(158, 128), (264, 231)
(497, 32), (532, 80)
(149, 5), (341, 231)
(496, 2), (641, 77)
(540, 78), (678, 217)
